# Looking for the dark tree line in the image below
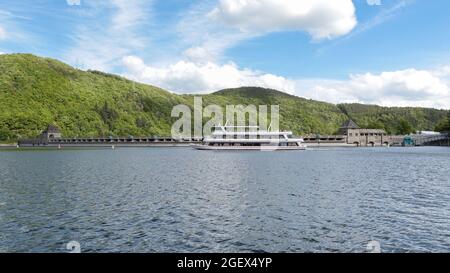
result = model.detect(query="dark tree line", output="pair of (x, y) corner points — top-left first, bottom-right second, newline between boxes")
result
(0, 128), (15, 141)
(434, 111), (450, 132)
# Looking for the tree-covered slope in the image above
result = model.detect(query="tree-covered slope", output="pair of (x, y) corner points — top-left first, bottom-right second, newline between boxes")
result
(200, 87), (348, 135)
(0, 54), (188, 139)
(337, 103), (447, 134)
(434, 111), (450, 132)
(0, 54), (448, 141)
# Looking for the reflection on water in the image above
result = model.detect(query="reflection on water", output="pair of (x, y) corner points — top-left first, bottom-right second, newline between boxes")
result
(0, 147), (449, 253)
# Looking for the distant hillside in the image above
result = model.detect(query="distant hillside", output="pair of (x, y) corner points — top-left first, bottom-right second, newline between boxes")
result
(0, 54), (188, 140)
(200, 87), (347, 135)
(0, 54), (448, 141)
(337, 103), (447, 134)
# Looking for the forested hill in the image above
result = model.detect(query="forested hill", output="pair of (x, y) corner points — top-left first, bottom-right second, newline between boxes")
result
(0, 54), (448, 141)
(337, 103), (448, 135)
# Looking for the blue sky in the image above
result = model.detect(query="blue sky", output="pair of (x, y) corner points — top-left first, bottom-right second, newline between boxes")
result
(1, 0), (450, 108)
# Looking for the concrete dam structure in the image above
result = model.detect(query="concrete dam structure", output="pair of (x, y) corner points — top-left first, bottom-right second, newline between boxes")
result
(17, 122), (449, 148)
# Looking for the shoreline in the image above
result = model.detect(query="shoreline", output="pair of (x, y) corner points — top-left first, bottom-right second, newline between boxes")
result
(4, 143), (445, 150)
(0, 144), (18, 148)
(17, 142), (364, 148)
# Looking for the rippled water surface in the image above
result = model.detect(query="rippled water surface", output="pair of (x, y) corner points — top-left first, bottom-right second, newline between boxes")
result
(0, 147), (449, 253)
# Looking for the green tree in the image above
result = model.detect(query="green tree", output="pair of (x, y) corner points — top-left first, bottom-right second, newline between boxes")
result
(98, 101), (119, 128)
(434, 118), (449, 132)
(367, 120), (385, 130)
(434, 111), (450, 132)
(447, 111), (450, 131)
(397, 119), (414, 135)
(0, 128), (14, 141)
(0, 54), (448, 138)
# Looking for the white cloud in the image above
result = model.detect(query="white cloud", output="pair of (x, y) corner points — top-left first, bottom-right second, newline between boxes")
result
(183, 47), (215, 64)
(0, 9), (35, 44)
(122, 55), (296, 94)
(209, 0), (357, 40)
(367, 0), (382, 6)
(433, 66), (450, 78)
(66, 0), (81, 6)
(57, 0), (449, 109)
(176, 0), (358, 65)
(318, 1), (411, 54)
(297, 68), (450, 109)
(176, 3), (251, 63)
(64, 0), (151, 71)
(0, 26), (6, 40)
(122, 53), (450, 109)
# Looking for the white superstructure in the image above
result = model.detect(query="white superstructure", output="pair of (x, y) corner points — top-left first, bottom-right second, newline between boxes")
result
(192, 125), (307, 151)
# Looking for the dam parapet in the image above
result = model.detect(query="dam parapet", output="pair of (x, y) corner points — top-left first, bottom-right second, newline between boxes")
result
(18, 125), (203, 147)
(18, 123), (449, 148)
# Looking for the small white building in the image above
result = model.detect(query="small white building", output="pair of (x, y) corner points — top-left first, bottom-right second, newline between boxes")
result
(416, 131), (441, 136)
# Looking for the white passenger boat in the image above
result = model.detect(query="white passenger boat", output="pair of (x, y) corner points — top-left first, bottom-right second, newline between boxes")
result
(192, 125), (307, 151)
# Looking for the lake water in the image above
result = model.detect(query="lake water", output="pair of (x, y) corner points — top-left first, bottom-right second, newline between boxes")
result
(0, 147), (449, 253)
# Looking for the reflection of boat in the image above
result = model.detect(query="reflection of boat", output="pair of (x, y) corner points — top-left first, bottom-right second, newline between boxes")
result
(192, 125), (307, 151)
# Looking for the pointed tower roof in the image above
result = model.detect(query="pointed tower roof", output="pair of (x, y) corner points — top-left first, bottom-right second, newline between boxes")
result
(44, 124), (60, 134)
(340, 119), (359, 129)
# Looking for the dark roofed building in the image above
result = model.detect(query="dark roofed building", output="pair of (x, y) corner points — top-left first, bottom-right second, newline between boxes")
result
(338, 119), (359, 134)
(338, 119), (388, 147)
(41, 124), (61, 140)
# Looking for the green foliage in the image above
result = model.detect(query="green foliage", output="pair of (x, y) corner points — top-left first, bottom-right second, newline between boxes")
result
(367, 120), (386, 130)
(434, 119), (448, 132)
(200, 87), (347, 135)
(448, 112), (450, 131)
(98, 101), (119, 128)
(447, 111), (450, 131)
(434, 112), (450, 132)
(396, 119), (415, 135)
(0, 54), (187, 138)
(338, 104), (446, 135)
(0, 54), (447, 138)
(0, 127), (15, 141)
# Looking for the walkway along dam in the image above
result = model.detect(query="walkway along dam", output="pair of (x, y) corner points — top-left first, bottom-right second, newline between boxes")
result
(17, 122), (450, 148)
